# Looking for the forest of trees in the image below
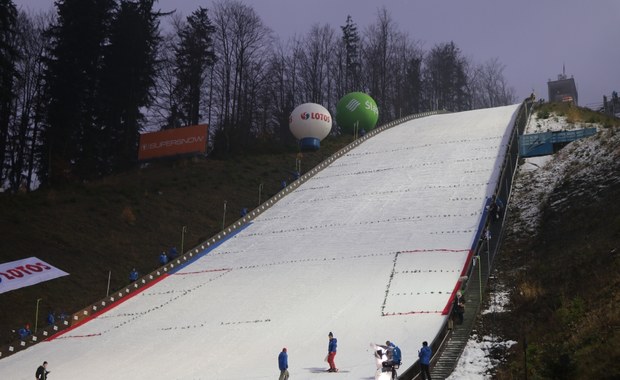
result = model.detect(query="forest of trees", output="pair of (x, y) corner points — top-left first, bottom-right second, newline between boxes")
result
(0, 0), (517, 191)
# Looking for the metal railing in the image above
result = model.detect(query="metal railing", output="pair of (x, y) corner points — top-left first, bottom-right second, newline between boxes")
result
(399, 100), (531, 379)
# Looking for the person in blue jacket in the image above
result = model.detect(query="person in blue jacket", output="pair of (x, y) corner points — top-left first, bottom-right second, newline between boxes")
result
(418, 341), (432, 380)
(129, 268), (138, 282)
(46, 311), (55, 326)
(278, 347), (289, 380)
(159, 251), (168, 265)
(17, 324), (31, 340)
(378, 340), (401, 379)
(385, 341), (401, 365)
(326, 332), (338, 372)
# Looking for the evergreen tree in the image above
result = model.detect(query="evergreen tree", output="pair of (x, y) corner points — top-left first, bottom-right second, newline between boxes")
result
(40, 0), (115, 183)
(340, 15), (360, 93)
(402, 55), (423, 115)
(423, 41), (469, 112)
(99, 0), (161, 173)
(173, 7), (216, 127)
(0, 0), (18, 186)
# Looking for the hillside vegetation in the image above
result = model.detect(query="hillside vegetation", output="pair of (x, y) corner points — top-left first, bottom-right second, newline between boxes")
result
(534, 101), (620, 128)
(0, 136), (352, 343)
(489, 106), (620, 379)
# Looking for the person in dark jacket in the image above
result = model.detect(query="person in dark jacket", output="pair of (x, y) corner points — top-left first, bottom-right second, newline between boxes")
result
(453, 291), (465, 324)
(168, 247), (178, 261)
(278, 347), (289, 380)
(35, 361), (50, 380)
(326, 332), (338, 372)
(418, 341), (432, 380)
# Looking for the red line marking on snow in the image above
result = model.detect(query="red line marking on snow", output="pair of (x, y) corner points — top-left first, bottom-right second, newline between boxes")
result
(49, 274), (169, 341)
(173, 268), (231, 275)
(442, 249), (475, 315)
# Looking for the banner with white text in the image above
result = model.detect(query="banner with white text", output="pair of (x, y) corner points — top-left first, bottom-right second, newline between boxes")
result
(138, 124), (208, 161)
(0, 257), (69, 294)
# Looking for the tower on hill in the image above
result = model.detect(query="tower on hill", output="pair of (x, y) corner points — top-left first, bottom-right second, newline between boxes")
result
(547, 64), (578, 105)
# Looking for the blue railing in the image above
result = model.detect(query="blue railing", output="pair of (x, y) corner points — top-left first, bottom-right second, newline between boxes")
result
(519, 127), (597, 157)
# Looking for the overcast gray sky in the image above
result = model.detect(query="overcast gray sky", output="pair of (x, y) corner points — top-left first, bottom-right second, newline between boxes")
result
(13, 0), (620, 108)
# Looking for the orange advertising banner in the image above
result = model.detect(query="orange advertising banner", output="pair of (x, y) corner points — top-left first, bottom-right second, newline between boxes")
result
(138, 124), (208, 161)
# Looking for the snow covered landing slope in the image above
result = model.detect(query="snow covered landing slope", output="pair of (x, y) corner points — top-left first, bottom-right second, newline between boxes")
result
(0, 105), (520, 380)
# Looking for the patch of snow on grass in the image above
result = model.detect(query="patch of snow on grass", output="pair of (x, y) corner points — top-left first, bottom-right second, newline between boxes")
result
(446, 335), (517, 380)
(482, 285), (510, 314)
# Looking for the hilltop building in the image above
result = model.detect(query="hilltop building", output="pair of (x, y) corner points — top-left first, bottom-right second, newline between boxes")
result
(547, 65), (578, 105)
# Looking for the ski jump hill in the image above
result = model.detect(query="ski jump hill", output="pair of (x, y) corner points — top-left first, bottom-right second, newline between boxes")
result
(0, 104), (521, 379)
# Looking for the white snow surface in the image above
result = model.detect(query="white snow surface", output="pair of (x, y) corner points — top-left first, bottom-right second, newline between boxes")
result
(0, 105), (520, 380)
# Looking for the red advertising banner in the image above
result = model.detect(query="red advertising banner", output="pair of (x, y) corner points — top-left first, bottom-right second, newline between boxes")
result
(0, 257), (69, 294)
(138, 124), (208, 161)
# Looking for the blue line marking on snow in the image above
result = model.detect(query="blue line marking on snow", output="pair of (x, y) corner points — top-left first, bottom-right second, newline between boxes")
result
(169, 222), (253, 274)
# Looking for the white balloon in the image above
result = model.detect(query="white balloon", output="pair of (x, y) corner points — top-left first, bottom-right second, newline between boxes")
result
(289, 103), (332, 150)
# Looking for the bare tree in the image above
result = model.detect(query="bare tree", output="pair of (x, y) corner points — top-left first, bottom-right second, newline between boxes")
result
(150, 17), (182, 130)
(5, 10), (52, 191)
(211, 0), (272, 154)
(264, 39), (301, 144)
(297, 23), (335, 107)
(468, 57), (516, 109)
(362, 7), (402, 121)
(0, 0), (18, 188)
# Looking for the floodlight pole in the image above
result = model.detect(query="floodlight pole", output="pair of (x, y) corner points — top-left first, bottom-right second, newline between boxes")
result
(476, 255), (482, 302)
(35, 298), (42, 333)
(222, 201), (227, 230)
(106, 270), (111, 297)
(487, 234), (491, 278)
(181, 226), (187, 255)
(258, 183), (263, 206)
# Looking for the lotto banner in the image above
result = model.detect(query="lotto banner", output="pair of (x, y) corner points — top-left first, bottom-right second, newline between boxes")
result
(0, 257), (69, 294)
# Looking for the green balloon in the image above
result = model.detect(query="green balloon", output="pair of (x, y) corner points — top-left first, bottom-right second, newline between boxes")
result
(336, 92), (379, 133)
